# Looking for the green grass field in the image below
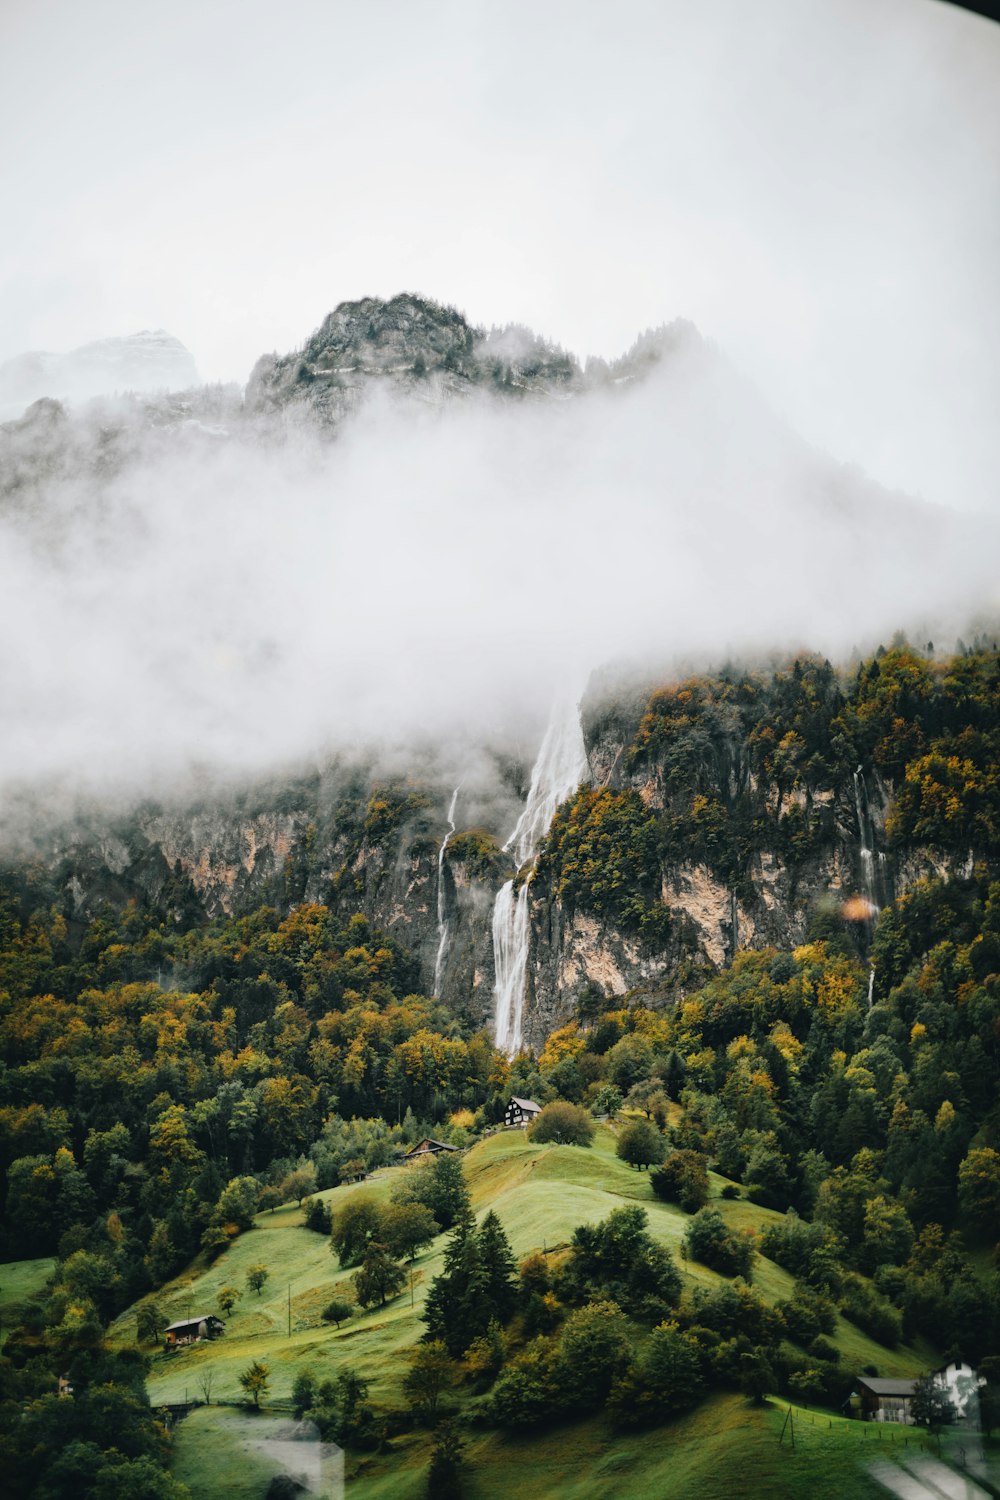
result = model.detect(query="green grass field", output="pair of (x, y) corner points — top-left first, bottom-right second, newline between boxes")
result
(135, 1128), (935, 1496)
(171, 1392), (936, 1500)
(0, 1255), (55, 1344)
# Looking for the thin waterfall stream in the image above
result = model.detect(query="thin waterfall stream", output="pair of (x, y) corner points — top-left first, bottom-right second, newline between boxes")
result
(433, 784), (461, 996)
(492, 697), (589, 1055)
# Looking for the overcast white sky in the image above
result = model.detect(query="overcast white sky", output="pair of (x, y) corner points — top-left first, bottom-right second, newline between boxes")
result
(1, 0), (998, 514)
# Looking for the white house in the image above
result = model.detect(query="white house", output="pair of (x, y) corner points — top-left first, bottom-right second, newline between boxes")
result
(933, 1359), (983, 1421)
(504, 1097), (542, 1128)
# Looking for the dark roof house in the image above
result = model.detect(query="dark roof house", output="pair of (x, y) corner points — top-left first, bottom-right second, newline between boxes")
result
(164, 1314), (225, 1347)
(406, 1137), (459, 1160)
(852, 1376), (916, 1424)
(504, 1097), (542, 1127)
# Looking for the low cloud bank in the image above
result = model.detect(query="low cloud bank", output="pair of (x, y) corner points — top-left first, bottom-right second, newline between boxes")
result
(1, 339), (995, 823)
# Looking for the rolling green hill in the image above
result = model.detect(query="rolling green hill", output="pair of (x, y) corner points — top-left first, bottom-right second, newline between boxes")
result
(113, 1127), (937, 1497)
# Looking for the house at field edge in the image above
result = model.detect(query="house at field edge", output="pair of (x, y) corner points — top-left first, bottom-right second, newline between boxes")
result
(504, 1097), (542, 1128)
(933, 1358), (984, 1420)
(852, 1375), (916, 1424)
(405, 1138), (459, 1161)
(164, 1314), (225, 1349)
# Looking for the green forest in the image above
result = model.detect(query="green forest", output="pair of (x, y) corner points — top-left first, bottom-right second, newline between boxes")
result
(1, 642), (998, 1497)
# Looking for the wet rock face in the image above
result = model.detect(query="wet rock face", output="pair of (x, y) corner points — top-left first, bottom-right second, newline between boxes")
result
(6, 692), (965, 1056)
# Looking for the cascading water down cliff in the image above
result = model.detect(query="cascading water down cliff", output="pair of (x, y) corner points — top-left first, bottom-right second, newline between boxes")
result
(853, 764), (888, 1008)
(492, 698), (590, 1054)
(433, 785), (461, 996)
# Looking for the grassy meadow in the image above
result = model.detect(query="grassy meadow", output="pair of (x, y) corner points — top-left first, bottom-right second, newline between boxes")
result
(114, 1125), (937, 1495)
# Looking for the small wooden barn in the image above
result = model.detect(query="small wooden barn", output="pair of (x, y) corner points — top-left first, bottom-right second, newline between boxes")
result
(406, 1137), (459, 1160)
(164, 1314), (225, 1349)
(504, 1097), (542, 1128)
(852, 1376), (916, 1424)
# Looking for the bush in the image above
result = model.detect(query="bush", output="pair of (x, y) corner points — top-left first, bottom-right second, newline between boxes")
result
(563, 1205), (681, 1316)
(557, 1300), (633, 1410)
(304, 1197), (332, 1235)
(651, 1151), (710, 1212)
(839, 1276), (902, 1348)
(720, 1184), (741, 1200)
(528, 1102), (595, 1147)
(684, 1207), (755, 1279)
(775, 1284), (836, 1346)
(609, 1320), (704, 1428)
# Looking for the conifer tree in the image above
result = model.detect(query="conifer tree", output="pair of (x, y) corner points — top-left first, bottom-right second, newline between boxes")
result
(476, 1211), (518, 1324)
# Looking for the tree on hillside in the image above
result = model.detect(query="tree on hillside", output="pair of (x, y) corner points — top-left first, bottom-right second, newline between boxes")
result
(958, 1148), (1000, 1234)
(213, 1175), (260, 1232)
(476, 1211), (518, 1325)
(403, 1339), (457, 1423)
(426, 1418), (465, 1500)
(423, 1212), (487, 1356)
(684, 1207), (755, 1279)
(321, 1296), (353, 1328)
(380, 1201), (439, 1262)
(304, 1196), (332, 1234)
(292, 1369), (316, 1419)
(135, 1301), (163, 1345)
(558, 1299), (633, 1409)
(564, 1205), (681, 1316)
(393, 1152), (470, 1231)
(739, 1348), (775, 1405)
(616, 1119), (666, 1170)
(239, 1360), (270, 1408)
(591, 1084), (623, 1119)
(331, 1193), (383, 1267)
(527, 1101), (594, 1146)
(911, 1374), (956, 1449)
(651, 1150), (709, 1212)
(217, 1285), (241, 1319)
(354, 1241), (407, 1309)
(246, 1263), (269, 1296)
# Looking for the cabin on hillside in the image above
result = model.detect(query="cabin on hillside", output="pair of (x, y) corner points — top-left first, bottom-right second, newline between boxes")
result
(851, 1376), (916, 1424)
(406, 1138), (459, 1161)
(504, 1097), (542, 1128)
(933, 1358), (983, 1419)
(164, 1314), (225, 1349)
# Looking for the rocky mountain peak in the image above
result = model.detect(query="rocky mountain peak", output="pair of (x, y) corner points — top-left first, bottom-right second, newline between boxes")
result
(246, 292), (583, 421)
(306, 292), (474, 367)
(0, 329), (199, 415)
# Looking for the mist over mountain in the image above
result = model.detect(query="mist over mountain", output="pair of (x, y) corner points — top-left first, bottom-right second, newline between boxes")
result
(0, 293), (995, 818)
(0, 329), (198, 416)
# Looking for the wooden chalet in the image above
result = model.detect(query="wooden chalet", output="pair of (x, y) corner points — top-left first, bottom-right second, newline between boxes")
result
(504, 1096), (542, 1128)
(164, 1314), (225, 1349)
(406, 1137), (459, 1161)
(852, 1375), (916, 1424)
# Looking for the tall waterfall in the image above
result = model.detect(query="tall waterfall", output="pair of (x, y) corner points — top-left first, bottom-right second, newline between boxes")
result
(852, 766), (879, 916)
(492, 697), (589, 1055)
(433, 784), (461, 997)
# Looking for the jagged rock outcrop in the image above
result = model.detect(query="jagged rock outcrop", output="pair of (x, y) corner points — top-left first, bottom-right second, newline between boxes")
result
(246, 292), (582, 424)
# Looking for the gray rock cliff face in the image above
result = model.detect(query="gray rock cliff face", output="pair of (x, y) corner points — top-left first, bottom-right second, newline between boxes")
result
(22, 702), (962, 1057)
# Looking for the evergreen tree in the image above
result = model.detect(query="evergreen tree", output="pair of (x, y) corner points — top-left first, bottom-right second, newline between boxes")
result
(476, 1211), (518, 1325)
(423, 1210), (487, 1356)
